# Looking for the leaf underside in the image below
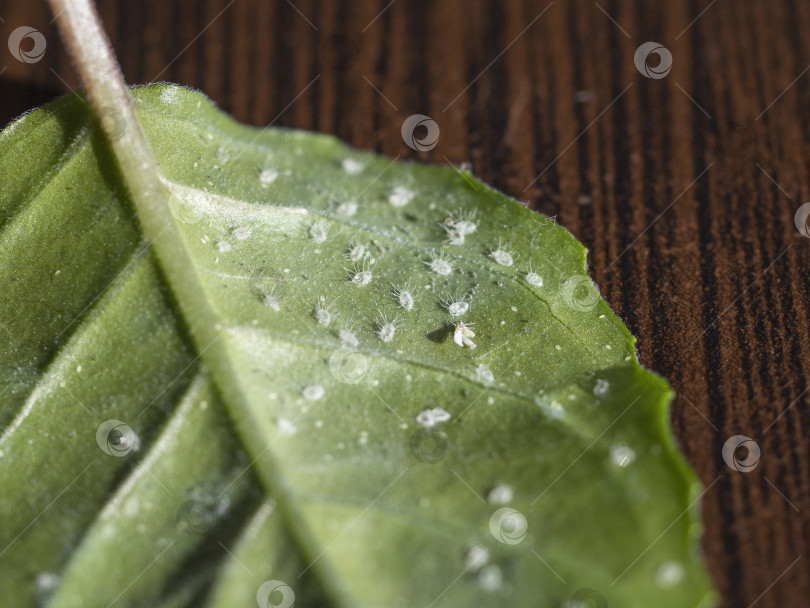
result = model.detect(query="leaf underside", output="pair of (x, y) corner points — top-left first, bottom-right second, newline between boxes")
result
(0, 85), (716, 608)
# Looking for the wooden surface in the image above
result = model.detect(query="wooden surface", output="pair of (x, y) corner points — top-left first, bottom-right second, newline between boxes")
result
(2, 1), (809, 606)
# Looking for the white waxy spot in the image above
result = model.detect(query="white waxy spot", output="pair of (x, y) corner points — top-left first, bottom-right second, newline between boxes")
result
(487, 483), (513, 505)
(124, 496), (140, 517)
(303, 385), (325, 401)
(510, 306), (518, 312)
(216, 240), (231, 253)
(277, 417), (297, 435)
(389, 185), (415, 207)
(35, 573), (61, 593)
(487, 396), (495, 405)
(475, 364), (494, 385)
(342, 158), (365, 175)
(425, 251), (453, 276)
(465, 545), (490, 571)
(314, 297), (333, 327)
(655, 561), (685, 588)
(609, 442), (636, 467)
(309, 220), (329, 244)
(594, 378), (609, 396)
(337, 200), (358, 216)
(339, 328), (359, 347)
(76, 365), (82, 373)
(478, 564), (503, 591)
(526, 272), (543, 287)
(415, 407), (451, 428)
(392, 283), (416, 310)
(259, 168), (278, 185)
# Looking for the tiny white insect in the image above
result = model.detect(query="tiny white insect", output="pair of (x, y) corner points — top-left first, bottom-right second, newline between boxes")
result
(313, 296), (333, 327)
(443, 227), (466, 245)
(486, 483), (513, 505)
(345, 241), (367, 263)
(233, 226), (252, 240)
(415, 407), (451, 427)
(341, 158), (365, 175)
(262, 289), (281, 312)
(388, 185), (415, 208)
(488, 239), (515, 267)
(338, 328), (359, 347)
(439, 291), (470, 317)
(525, 262), (543, 287)
(478, 565), (503, 591)
(475, 363), (494, 385)
(425, 250), (453, 276)
(655, 561), (685, 588)
(336, 200), (358, 216)
(453, 322), (476, 349)
(375, 312), (400, 343)
(609, 442), (636, 467)
(276, 417), (297, 435)
(444, 208), (478, 236)
(391, 282), (416, 310)
(346, 259), (374, 286)
(309, 220), (329, 244)
(537, 398), (565, 419)
(302, 385), (325, 401)
(465, 545), (490, 571)
(594, 378), (609, 396)
(258, 167), (278, 185)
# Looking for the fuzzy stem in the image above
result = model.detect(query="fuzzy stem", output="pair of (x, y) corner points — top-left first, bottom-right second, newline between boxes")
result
(45, 4), (349, 604)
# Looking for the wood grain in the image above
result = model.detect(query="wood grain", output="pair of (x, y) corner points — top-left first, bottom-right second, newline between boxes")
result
(2, 1), (809, 606)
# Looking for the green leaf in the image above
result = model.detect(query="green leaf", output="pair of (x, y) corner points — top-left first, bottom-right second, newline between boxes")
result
(0, 84), (716, 608)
